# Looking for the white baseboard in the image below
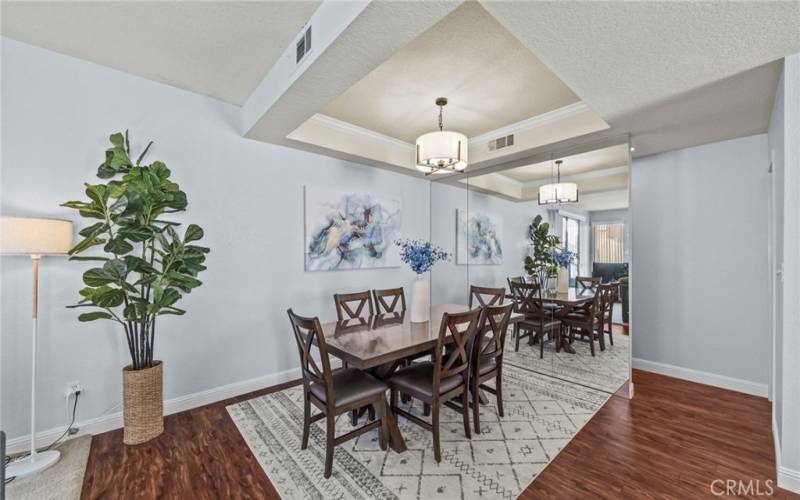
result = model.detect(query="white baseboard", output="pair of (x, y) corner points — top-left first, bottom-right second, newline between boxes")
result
(6, 366), (302, 454)
(632, 358), (768, 398)
(773, 412), (800, 494)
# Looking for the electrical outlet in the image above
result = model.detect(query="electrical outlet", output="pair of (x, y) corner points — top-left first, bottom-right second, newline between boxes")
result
(64, 381), (82, 399)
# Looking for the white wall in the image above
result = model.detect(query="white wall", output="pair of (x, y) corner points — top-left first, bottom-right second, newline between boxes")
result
(0, 38), (431, 440)
(769, 53), (800, 492)
(631, 134), (771, 393)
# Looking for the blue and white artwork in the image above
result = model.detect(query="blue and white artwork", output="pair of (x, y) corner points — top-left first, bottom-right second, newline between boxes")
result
(305, 187), (402, 271)
(457, 209), (503, 265)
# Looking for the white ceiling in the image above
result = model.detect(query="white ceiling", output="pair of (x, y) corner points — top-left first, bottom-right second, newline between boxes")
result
(499, 144), (628, 183)
(482, 1), (799, 157)
(0, 1), (321, 105)
(321, 2), (580, 142)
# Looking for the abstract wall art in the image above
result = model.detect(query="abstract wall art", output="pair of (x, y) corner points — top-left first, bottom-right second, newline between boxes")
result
(304, 187), (402, 271)
(456, 209), (503, 265)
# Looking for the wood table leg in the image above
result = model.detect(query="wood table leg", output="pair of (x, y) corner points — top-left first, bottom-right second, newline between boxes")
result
(382, 395), (406, 453)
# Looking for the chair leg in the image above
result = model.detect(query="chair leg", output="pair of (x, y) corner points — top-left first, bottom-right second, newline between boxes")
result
(368, 404), (376, 421)
(514, 324), (521, 352)
(608, 319), (614, 346)
(539, 331), (545, 359)
(301, 395), (311, 450)
(350, 409), (358, 427)
(461, 388), (471, 439)
(432, 404), (441, 463)
(472, 379), (481, 434)
(588, 329), (596, 356)
(324, 413), (336, 478)
(390, 387), (397, 413)
(495, 369), (504, 418)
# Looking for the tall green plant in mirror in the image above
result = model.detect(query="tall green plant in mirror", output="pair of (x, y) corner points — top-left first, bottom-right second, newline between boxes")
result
(524, 215), (560, 285)
(62, 131), (209, 371)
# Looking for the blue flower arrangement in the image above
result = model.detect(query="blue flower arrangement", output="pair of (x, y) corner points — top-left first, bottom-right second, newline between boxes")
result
(395, 239), (451, 274)
(548, 247), (576, 269)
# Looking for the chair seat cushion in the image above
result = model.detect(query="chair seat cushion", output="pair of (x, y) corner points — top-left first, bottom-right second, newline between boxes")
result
(389, 362), (463, 398)
(309, 368), (387, 407)
(477, 357), (497, 376)
(519, 318), (561, 330)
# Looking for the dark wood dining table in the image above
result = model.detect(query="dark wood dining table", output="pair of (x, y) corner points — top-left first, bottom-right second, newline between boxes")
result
(319, 303), (523, 452)
(505, 287), (596, 354)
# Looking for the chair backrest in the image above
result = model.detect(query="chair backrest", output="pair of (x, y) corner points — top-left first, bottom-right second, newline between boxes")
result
(509, 281), (549, 318)
(434, 308), (482, 390)
(474, 303), (513, 373)
(334, 291), (374, 320)
(507, 276), (526, 288)
(468, 285), (505, 308)
(608, 281), (621, 302)
(372, 287), (406, 314)
(596, 282), (616, 315)
(287, 309), (333, 403)
(576, 276), (602, 292)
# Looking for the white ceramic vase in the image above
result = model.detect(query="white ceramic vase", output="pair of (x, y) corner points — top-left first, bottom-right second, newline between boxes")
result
(410, 276), (430, 323)
(557, 268), (570, 293)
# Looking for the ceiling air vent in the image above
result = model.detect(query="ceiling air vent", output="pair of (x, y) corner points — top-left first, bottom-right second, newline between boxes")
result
(488, 134), (514, 152)
(296, 26), (312, 63)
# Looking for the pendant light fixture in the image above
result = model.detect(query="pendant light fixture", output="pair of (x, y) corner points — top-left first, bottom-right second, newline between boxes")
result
(538, 159), (578, 205)
(415, 97), (468, 175)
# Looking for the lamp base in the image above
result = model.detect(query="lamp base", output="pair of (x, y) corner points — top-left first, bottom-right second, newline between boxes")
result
(6, 450), (60, 478)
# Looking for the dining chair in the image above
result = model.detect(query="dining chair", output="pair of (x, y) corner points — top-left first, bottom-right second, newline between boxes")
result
(576, 276), (602, 292)
(469, 303), (513, 434)
(468, 285), (505, 308)
(288, 309), (389, 478)
(372, 287), (406, 314)
(334, 291), (374, 320)
(388, 308), (483, 463)
(561, 290), (604, 356)
(596, 282), (617, 346)
(509, 281), (562, 357)
(506, 276), (526, 290)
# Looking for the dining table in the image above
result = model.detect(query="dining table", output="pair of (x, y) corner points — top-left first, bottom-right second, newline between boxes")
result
(318, 303), (523, 453)
(505, 287), (597, 354)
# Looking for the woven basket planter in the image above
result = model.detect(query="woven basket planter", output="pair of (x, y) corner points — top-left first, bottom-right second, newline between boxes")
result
(123, 361), (164, 445)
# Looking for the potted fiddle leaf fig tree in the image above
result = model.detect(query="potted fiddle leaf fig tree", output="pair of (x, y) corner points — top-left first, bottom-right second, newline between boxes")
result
(62, 131), (208, 444)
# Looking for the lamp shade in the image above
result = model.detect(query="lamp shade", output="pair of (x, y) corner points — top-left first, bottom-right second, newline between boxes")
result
(0, 216), (73, 255)
(538, 182), (579, 205)
(415, 130), (468, 174)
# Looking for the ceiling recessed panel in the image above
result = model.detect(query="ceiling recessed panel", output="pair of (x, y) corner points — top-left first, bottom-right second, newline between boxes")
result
(0, 1), (321, 105)
(320, 2), (580, 143)
(499, 144), (629, 183)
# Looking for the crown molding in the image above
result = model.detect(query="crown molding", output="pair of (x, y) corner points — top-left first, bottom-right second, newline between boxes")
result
(469, 102), (591, 144)
(310, 113), (414, 151)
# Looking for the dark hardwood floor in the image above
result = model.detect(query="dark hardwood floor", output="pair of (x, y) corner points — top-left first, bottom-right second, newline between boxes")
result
(82, 370), (795, 499)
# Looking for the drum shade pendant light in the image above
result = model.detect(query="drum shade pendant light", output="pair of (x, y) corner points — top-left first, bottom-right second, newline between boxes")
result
(538, 160), (578, 205)
(415, 97), (468, 175)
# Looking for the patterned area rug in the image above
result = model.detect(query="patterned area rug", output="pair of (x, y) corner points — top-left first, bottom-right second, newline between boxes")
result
(504, 331), (630, 394)
(227, 364), (609, 499)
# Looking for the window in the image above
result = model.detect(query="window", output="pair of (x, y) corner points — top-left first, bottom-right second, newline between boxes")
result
(593, 223), (625, 263)
(561, 215), (580, 286)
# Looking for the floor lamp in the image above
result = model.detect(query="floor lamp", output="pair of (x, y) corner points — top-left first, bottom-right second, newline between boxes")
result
(1, 216), (72, 478)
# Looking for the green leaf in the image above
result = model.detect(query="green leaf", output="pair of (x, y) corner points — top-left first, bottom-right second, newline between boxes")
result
(84, 184), (108, 206)
(119, 225), (152, 242)
(167, 272), (201, 289)
(78, 222), (108, 238)
(104, 237), (134, 255)
(83, 268), (115, 287)
(124, 255), (155, 273)
(107, 195), (128, 215)
(183, 224), (203, 243)
(97, 164), (118, 179)
(78, 311), (114, 322)
(103, 259), (127, 279)
(158, 306), (185, 316)
(92, 287), (125, 308)
(109, 132), (125, 148)
(69, 236), (105, 255)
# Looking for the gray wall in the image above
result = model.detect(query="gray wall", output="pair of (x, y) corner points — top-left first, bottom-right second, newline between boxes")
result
(0, 38), (431, 438)
(631, 134), (771, 388)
